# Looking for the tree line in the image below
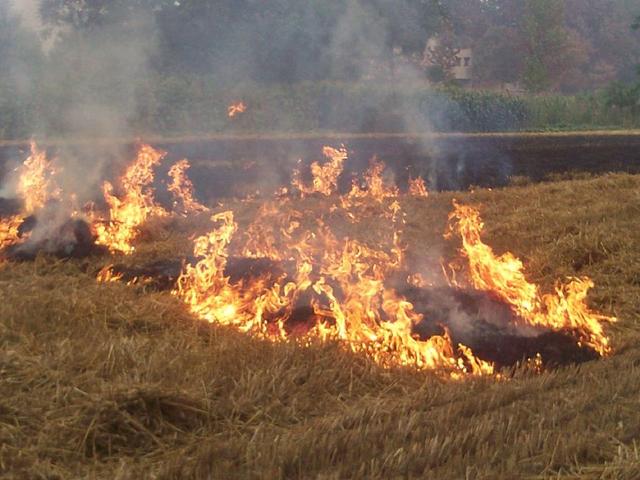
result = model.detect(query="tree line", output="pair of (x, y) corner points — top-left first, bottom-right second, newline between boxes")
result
(0, 1), (637, 92)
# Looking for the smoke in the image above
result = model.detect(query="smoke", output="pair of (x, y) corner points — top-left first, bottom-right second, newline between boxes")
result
(11, 0), (42, 36)
(0, 0), (493, 246)
(1, 2), (158, 246)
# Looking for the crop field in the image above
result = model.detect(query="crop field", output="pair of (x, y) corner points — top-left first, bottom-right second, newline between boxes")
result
(1, 169), (639, 479)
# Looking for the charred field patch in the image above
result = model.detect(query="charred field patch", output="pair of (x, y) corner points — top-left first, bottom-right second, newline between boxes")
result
(4, 132), (640, 200)
(1, 173), (640, 479)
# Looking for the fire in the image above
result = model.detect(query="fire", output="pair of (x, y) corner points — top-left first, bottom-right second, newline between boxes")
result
(173, 151), (493, 377)
(96, 265), (123, 283)
(338, 156), (401, 223)
(408, 176), (429, 198)
(93, 144), (167, 254)
(346, 157), (398, 202)
(16, 141), (59, 215)
(174, 209), (493, 375)
(91, 143), (614, 377)
(175, 211), (269, 331)
(0, 215), (23, 250)
(168, 159), (208, 214)
(0, 142), (59, 251)
(448, 201), (614, 355)
(292, 146), (348, 197)
(228, 101), (246, 118)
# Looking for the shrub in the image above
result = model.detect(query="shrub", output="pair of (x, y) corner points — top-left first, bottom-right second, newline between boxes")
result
(2, 75), (640, 140)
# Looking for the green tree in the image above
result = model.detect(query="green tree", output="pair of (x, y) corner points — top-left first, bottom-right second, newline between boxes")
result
(521, 0), (570, 92)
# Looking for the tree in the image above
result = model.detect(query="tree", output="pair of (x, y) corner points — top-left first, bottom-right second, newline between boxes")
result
(473, 25), (524, 85)
(521, 0), (572, 92)
(37, 0), (446, 84)
(422, 28), (461, 82)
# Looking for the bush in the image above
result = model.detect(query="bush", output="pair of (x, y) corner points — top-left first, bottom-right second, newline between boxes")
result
(2, 75), (640, 140)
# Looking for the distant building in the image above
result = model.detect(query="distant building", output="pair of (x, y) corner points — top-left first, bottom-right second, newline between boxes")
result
(451, 48), (472, 83)
(423, 37), (473, 86)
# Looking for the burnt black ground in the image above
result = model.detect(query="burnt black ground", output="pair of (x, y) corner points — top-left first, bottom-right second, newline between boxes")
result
(3, 132), (640, 202)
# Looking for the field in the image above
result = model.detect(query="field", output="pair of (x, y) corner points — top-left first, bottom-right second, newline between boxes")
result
(1, 172), (640, 479)
(4, 131), (640, 198)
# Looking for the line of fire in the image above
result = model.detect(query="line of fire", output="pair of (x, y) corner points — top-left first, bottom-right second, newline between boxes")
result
(0, 140), (614, 378)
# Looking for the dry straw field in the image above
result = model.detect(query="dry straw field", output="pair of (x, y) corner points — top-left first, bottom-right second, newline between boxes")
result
(1, 172), (639, 479)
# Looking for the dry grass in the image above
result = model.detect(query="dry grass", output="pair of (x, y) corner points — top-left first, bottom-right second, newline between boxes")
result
(1, 173), (640, 479)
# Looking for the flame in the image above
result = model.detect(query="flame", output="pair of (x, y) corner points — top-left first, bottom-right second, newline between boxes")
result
(0, 215), (23, 250)
(408, 176), (429, 198)
(0, 142), (59, 251)
(93, 144), (613, 377)
(448, 201), (614, 356)
(96, 265), (123, 283)
(173, 159), (493, 377)
(93, 144), (166, 254)
(339, 156), (401, 224)
(16, 141), (59, 215)
(346, 157), (398, 202)
(228, 102), (246, 118)
(168, 159), (208, 214)
(292, 146), (348, 197)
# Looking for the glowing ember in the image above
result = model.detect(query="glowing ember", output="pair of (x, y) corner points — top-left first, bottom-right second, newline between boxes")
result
(168, 159), (209, 214)
(228, 101), (246, 118)
(448, 201), (614, 356)
(408, 176), (429, 198)
(93, 144), (167, 254)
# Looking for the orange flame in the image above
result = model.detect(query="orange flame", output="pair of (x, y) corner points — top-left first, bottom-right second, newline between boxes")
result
(96, 144), (613, 377)
(339, 156), (401, 224)
(448, 201), (614, 356)
(173, 159), (493, 376)
(0, 215), (23, 250)
(408, 176), (429, 198)
(0, 142), (59, 251)
(292, 146), (348, 197)
(93, 144), (166, 254)
(96, 265), (123, 283)
(168, 159), (208, 214)
(16, 142), (59, 215)
(228, 102), (246, 118)
(344, 157), (398, 206)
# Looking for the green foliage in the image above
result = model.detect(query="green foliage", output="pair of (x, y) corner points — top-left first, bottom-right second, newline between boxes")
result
(524, 90), (640, 130)
(522, 0), (569, 92)
(0, 76), (535, 137)
(125, 80), (534, 134)
(604, 82), (640, 109)
(523, 56), (550, 93)
(2, 73), (640, 139)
